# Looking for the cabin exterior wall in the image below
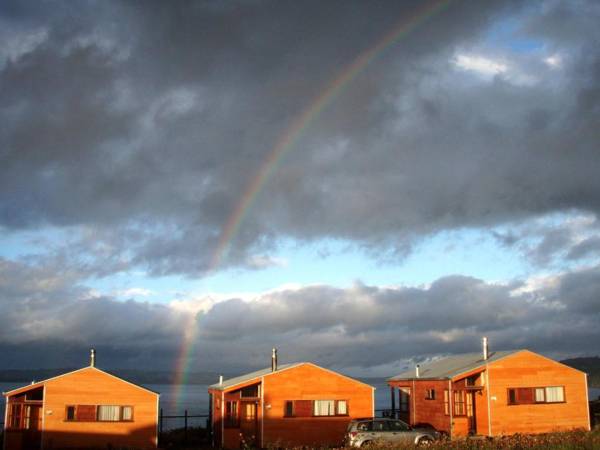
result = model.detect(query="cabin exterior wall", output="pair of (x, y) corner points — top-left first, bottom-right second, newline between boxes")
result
(487, 350), (590, 435)
(388, 380), (451, 434)
(388, 350), (590, 439)
(3, 368), (158, 450)
(210, 363), (374, 449)
(262, 364), (373, 448)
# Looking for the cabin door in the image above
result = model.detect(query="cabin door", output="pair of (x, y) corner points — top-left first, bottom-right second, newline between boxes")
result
(466, 392), (476, 435)
(22, 404), (43, 450)
(240, 401), (258, 447)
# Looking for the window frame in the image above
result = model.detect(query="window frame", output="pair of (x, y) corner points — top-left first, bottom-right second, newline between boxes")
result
(64, 405), (134, 422)
(453, 390), (466, 416)
(443, 390), (449, 416)
(283, 399), (350, 418)
(398, 388), (410, 413)
(425, 388), (436, 400)
(507, 386), (566, 405)
(224, 400), (239, 428)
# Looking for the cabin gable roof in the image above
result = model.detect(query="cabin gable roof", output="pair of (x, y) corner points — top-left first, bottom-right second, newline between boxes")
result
(388, 350), (521, 381)
(209, 362), (374, 391)
(2, 366), (159, 397)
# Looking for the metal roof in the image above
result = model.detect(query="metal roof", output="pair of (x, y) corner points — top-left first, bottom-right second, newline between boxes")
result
(209, 362), (375, 391)
(2, 366), (159, 397)
(209, 363), (304, 391)
(387, 350), (521, 381)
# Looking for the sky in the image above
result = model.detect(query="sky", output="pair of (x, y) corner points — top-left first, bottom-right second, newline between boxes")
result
(1, 0), (599, 378)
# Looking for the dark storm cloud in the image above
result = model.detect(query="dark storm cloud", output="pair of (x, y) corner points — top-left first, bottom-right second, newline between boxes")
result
(0, 257), (187, 368)
(10, 0), (600, 275)
(2, 256), (598, 373)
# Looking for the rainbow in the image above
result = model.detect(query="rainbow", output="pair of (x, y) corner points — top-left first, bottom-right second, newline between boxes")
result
(172, 0), (452, 406)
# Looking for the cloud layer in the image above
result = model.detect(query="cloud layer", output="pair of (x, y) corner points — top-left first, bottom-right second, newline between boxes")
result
(1, 0), (599, 275)
(1, 1), (599, 372)
(1, 257), (598, 374)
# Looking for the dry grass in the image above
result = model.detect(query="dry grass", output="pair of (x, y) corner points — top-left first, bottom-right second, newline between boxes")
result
(341, 429), (600, 450)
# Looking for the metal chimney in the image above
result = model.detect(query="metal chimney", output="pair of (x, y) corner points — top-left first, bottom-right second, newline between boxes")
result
(415, 364), (420, 378)
(219, 375), (223, 386)
(271, 348), (278, 372)
(482, 336), (489, 361)
(90, 348), (96, 367)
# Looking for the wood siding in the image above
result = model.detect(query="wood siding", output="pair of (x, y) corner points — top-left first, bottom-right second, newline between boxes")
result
(262, 364), (373, 448)
(5, 367), (158, 450)
(388, 380), (451, 434)
(210, 363), (374, 449)
(487, 350), (589, 435)
(388, 350), (589, 438)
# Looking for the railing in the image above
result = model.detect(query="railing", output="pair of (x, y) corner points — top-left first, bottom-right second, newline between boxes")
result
(158, 409), (210, 446)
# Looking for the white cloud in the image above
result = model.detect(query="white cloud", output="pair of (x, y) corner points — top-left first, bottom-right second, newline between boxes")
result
(544, 54), (562, 68)
(116, 287), (155, 298)
(453, 54), (508, 76)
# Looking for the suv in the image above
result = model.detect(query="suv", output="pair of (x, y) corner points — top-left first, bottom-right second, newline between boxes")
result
(344, 418), (441, 447)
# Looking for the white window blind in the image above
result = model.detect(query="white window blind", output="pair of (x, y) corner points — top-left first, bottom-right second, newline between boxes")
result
(545, 386), (564, 402)
(97, 405), (120, 421)
(313, 400), (335, 416)
(122, 406), (133, 421)
(535, 388), (545, 402)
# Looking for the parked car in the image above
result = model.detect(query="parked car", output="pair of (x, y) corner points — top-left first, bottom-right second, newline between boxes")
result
(344, 418), (441, 447)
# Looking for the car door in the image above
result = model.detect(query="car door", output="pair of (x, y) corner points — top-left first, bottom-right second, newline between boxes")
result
(387, 419), (414, 444)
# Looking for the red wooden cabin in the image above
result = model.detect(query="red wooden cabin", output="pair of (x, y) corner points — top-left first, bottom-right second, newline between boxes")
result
(3, 351), (159, 450)
(208, 352), (374, 449)
(387, 340), (590, 437)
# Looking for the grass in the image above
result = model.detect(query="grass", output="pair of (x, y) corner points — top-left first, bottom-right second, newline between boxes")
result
(342, 429), (600, 450)
(158, 428), (600, 449)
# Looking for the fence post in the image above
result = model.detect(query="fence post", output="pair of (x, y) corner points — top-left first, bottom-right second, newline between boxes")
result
(159, 408), (163, 445)
(184, 409), (188, 444)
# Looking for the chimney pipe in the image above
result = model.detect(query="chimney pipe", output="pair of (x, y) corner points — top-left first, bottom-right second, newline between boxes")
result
(219, 375), (223, 386)
(271, 348), (278, 372)
(90, 348), (96, 367)
(482, 336), (489, 361)
(415, 364), (420, 378)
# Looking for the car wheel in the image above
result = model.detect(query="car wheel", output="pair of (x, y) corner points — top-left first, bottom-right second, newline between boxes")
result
(360, 441), (372, 447)
(417, 436), (433, 446)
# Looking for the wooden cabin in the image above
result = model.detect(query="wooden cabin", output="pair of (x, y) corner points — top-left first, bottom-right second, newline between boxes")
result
(3, 352), (159, 450)
(387, 341), (590, 438)
(208, 353), (374, 449)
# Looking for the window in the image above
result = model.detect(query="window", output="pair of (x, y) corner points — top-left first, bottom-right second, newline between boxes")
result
(284, 401), (294, 417)
(337, 400), (348, 415)
(388, 420), (410, 431)
(8, 404), (23, 429)
(97, 405), (120, 421)
(243, 403), (256, 421)
(225, 401), (239, 428)
(284, 400), (349, 417)
(465, 375), (479, 387)
(454, 391), (466, 416)
(508, 386), (565, 405)
(425, 389), (435, 400)
(444, 390), (449, 415)
(65, 405), (133, 422)
(240, 385), (260, 398)
(545, 386), (565, 403)
(66, 406), (76, 421)
(399, 388), (410, 413)
(314, 400), (335, 416)
(122, 406), (133, 421)
(535, 388), (545, 402)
